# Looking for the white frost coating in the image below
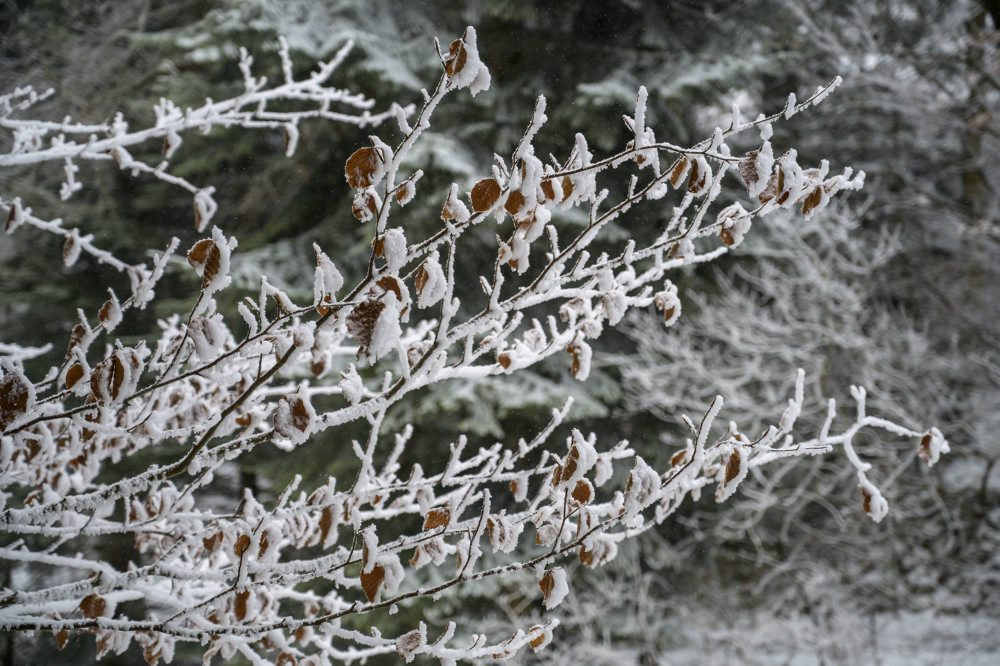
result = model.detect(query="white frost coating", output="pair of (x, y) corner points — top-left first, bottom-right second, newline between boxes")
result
(783, 92), (798, 119)
(193, 187), (218, 232)
(313, 243), (345, 307)
(283, 122), (299, 157)
(919, 427), (950, 467)
(715, 446), (749, 503)
(396, 180), (416, 206)
(446, 27), (491, 98)
(557, 429), (598, 489)
(200, 226), (237, 299)
(514, 96), (547, 162)
(486, 513), (523, 554)
(381, 228), (407, 273)
(272, 388), (316, 446)
(540, 567), (569, 610)
(859, 474), (889, 523)
(748, 141), (774, 199)
(366, 291), (403, 364)
(361, 525), (380, 574)
(339, 364), (364, 405)
(653, 281), (682, 327)
(63, 227), (82, 267)
(441, 184), (470, 224)
(100, 288), (123, 332)
(416, 252), (447, 308)
(717, 203), (752, 248)
(188, 313), (228, 361)
(623, 456), (661, 523)
(568, 338), (592, 381)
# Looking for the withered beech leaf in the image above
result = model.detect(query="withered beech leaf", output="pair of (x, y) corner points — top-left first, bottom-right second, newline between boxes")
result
(504, 189), (526, 215)
(345, 299), (385, 358)
(396, 629), (423, 660)
(186, 239), (221, 288)
(360, 564), (385, 602)
(234, 589), (250, 621)
(423, 507), (450, 530)
(738, 150), (759, 189)
(233, 534), (251, 557)
(572, 478), (593, 504)
(376, 276), (403, 301)
(497, 351), (512, 369)
(670, 449), (688, 467)
(724, 450), (742, 484)
(669, 157), (689, 189)
(538, 570), (555, 599)
(275, 652), (297, 666)
(318, 506), (334, 544)
(345, 147), (379, 189)
(290, 397), (310, 433)
(758, 174), (778, 204)
(55, 628), (69, 650)
(444, 38), (468, 77)
(202, 532), (222, 553)
(0, 372), (31, 431)
(801, 186), (823, 215)
(79, 594), (107, 619)
(720, 227), (735, 247)
(861, 487), (873, 515)
(470, 178), (501, 212)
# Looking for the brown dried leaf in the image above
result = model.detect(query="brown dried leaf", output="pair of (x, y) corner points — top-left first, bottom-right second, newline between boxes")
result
(567, 344), (581, 379)
(669, 157), (689, 189)
(720, 227), (735, 247)
(801, 186), (823, 215)
(528, 626), (547, 650)
(758, 174), (778, 204)
(186, 239), (221, 288)
(233, 534), (251, 557)
(55, 628), (69, 650)
(0, 372), (31, 430)
(470, 178), (501, 212)
(360, 564), (385, 602)
(423, 507), (450, 530)
(376, 276), (403, 301)
(538, 570), (555, 600)
(561, 176), (574, 200)
(234, 589), (250, 620)
(497, 351), (512, 369)
(724, 450), (742, 484)
(345, 147), (379, 189)
(738, 150), (759, 190)
(861, 487), (873, 515)
(504, 189), (525, 215)
(275, 652), (297, 666)
(345, 299), (385, 358)
(396, 629), (423, 660)
(65, 363), (84, 390)
(670, 449), (688, 467)
(572, 479), (593, 504)
(203, 532), (222, 553)
(444, 38), (468, 77)
(352, 190), (378, 221)
(319, 506), (334, 544)
(79, 594), (107, 619)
